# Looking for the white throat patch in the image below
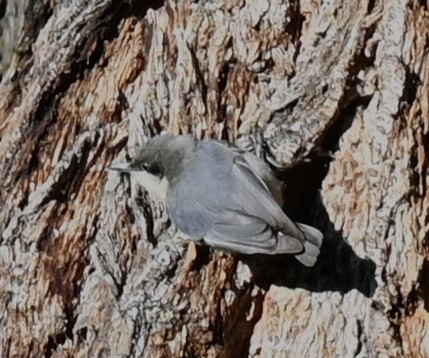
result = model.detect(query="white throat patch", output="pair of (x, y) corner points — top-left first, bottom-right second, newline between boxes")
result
(131, 171), (169, 202)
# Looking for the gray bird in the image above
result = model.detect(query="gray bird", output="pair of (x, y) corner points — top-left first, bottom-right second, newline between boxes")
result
(110, 134), (323, 266)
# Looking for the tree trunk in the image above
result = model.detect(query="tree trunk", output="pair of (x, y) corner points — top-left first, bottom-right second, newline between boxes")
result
(0, 0), (428, 357)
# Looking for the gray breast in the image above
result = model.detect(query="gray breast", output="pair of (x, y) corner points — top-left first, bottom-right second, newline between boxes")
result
(166, 141), (234, 238)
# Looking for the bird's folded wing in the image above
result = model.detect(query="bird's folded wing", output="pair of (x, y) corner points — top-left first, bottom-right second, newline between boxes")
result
(203, 209), (303, 255)
(198, 143), (305, 255)
(232, 154), (305, 242)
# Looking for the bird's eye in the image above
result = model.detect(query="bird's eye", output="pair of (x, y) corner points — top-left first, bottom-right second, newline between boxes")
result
(148, 163), (163, 178)
(139, 162), (149, 171)
(136, 161), (162, 177)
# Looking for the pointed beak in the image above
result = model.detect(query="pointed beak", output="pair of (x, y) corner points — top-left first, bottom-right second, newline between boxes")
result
(107, 162), (133, 172)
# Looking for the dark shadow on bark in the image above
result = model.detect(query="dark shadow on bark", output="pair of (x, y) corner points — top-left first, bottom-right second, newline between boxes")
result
(239, 156), (377, 298)
(130, 0), (165, 17)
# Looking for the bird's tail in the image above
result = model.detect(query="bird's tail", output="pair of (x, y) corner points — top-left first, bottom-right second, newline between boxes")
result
(294, 223), (323, 267)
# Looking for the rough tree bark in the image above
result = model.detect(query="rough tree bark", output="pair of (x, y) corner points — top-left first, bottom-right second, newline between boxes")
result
(0, 0), (428, 357)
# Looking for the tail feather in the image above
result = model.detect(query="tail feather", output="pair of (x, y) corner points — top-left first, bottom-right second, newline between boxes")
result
(294, 223), (323, 267)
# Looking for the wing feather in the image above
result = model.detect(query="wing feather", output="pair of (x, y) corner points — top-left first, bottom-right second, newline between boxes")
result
(201, 144), (305, 255)
(232, 154), (305, 243)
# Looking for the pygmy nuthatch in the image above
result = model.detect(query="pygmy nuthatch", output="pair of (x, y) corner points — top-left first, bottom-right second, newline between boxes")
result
(110, 134), (323, 267)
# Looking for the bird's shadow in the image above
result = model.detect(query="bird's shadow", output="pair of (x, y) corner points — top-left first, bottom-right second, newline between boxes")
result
(238, 156), (377, 298)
